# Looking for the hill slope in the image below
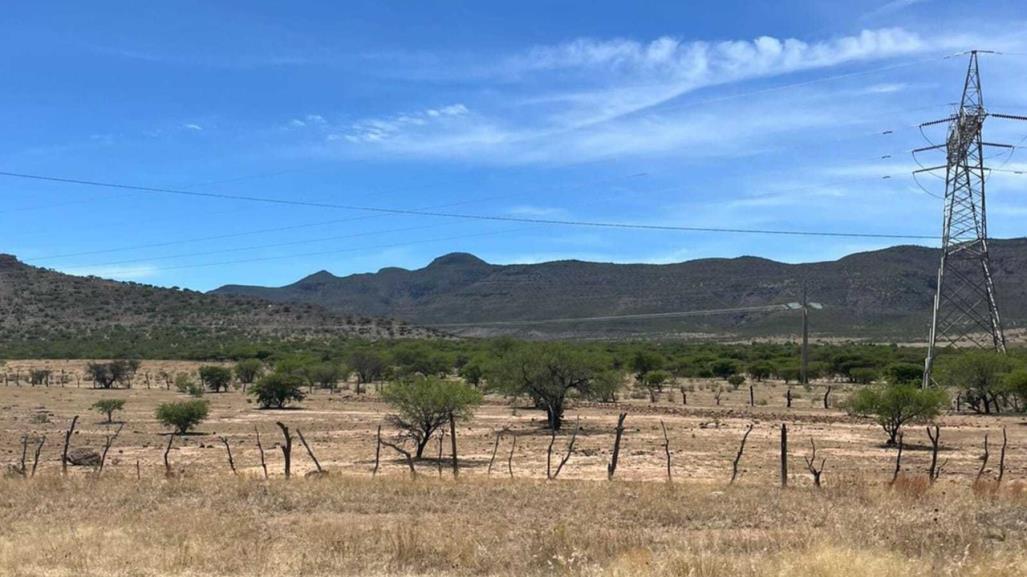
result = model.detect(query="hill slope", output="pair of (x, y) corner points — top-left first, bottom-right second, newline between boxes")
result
(213, 240), (1027, 340)
(0, 254), (437, 351)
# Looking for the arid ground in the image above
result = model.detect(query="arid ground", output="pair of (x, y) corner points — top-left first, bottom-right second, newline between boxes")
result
(2, 360), (1027, 576)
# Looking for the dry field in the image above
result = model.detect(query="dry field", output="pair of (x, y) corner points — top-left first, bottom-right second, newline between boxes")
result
(2, 360), (1027, 576)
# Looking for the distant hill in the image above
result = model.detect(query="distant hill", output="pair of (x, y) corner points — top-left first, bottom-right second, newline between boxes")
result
(0, 254), (438, 350)
(212, 239), (1027, 341)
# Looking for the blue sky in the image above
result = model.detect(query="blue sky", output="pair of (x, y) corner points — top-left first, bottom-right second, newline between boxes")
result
(3, 1), (1027, 291)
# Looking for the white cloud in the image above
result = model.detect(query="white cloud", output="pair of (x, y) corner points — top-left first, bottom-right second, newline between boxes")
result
(184, 123), (204, 131)
(339, 103), (470, 144)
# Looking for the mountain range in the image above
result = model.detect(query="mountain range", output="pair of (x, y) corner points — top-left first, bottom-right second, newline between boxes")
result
(212, 238), (1027, 341)
(0, 254), (438, 350)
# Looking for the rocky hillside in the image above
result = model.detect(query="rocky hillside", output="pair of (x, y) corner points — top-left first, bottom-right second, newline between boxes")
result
(213, 239), (1027, 340)
(0, 254), (437, 345)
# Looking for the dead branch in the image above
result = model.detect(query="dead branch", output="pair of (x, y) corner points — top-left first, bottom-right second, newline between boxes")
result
(255, 426), (269, 480)
(296, 428), (323, 473)
(487, 428), (502, 476)
(804, 437), (826, 487)
(730, 423), (754, 485)
(891, 432), (904, 485)
(163, 433), (175, 477)
(380, 439), (417, 480)
(976, 433), (990, 483)
(607, 412), (627, 481)
(552, 417), (580, 480)
(30, 436), (45, 478)
(219, 436), (237, 475)
(823, 386), (832, 409)
(97, 423), (124, 474)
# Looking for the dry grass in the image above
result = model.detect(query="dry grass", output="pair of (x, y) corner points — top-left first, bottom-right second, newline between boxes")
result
(1, 474), (1026, 576)
(3, 362), (1027, 575)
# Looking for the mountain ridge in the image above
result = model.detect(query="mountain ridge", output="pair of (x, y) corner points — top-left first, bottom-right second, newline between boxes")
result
(211, 239), (1027, 340)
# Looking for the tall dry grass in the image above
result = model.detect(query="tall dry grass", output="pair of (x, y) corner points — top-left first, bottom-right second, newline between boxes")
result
(1, 473), (1025, 576)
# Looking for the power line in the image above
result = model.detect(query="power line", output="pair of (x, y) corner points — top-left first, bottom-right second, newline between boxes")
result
(0, 171), (939, 240)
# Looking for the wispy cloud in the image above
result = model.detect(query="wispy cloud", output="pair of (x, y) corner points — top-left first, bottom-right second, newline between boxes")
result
(309, 28), (947, 165)
(69, 264), (159, 280)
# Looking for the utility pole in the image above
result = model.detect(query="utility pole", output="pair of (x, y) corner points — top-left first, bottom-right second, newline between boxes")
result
(916, 51), (1025, 388)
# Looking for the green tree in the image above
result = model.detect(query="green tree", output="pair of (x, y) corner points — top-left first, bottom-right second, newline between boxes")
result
(1002, 368), (1027, 412)
(710, 359), (739, 380)
(489, 343), (619, 430)
(885, 363), (922, 385)
(643, 369), (672, 392)
(349, 349), (387, 393)
(306, 362), (349, 391)
(155, 399), (210, 434)
(458, 354), (490, 388)
(631, 350), (664, 383)
(382, 376), (482, 458)
(747, 362), (773, 382)
(234, 359), (264, 389)
(727, 374), (746, 389)
(250, 373), (306, 409)
(849, 367), (879, 385)
(935, 351), (1012, 414)
(91, 398), (125, 423)
(198, 365), (233, 393)
(846, 385), (948, 445)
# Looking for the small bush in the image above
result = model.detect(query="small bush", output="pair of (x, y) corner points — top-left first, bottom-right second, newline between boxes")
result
(198, 365), (233, 392)
(250, 373), (306, 409)
(155, 399), (209, 434)
(91, 398), (126, 423)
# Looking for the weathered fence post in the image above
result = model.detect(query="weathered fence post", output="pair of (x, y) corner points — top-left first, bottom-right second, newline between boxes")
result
(804, 437), (825, 487)
(487, 428), (501, 476)
(255, 426), (269, 480)
(296, 429), (323, 475)
(219, 436), (237, 475)
(997, 426), (1008, 483)
(61, 416), (78, 475)
(780, 423), (788, 487)
(976, 433), (990, 483)
(275, 422), (293, 479)
(30, 436), (45, 478)
(927, 425), (942, 483)
(607, 413), (627, 481)
(730, 423), (754, 484)
(373, 424), (382, 478)
(507, 435), (517, 478)
(552, 417), (580, 480)
(97, 424), (124, 474)
(890, 433), (904, 485)
(660, 419), (672, 482)
(164, 433), (175, 477)
(449, 412), (459, 478)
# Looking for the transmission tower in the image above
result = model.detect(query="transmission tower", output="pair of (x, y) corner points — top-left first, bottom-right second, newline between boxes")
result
(916, 50), (1026, 387)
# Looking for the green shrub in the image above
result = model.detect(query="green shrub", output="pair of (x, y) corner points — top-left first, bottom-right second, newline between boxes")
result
(382, 376), (482, 458)
(846, 384), (948, 445)
(250, 373), (306, 409)
(155, 399), (210, 434)
(91, 398), (125, 423)
(198, 365), (233, 392)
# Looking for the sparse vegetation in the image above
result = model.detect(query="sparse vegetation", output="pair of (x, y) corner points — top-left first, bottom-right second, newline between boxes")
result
(846, 384), (949, 445)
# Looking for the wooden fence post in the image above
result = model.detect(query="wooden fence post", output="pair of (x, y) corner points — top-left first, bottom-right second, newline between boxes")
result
(296, 429), (323, 475)
(61, 416), (78, 475)
(275, 422), (292, 479)
(780, 423), (788, 487)
(730, 423), (754, 484)
(219, 436), (237, 475)
(607, 413), (627, 481)
(255, 426), (269, 480)
(449, 412), (459, 478)
(660, 420), (672, 483)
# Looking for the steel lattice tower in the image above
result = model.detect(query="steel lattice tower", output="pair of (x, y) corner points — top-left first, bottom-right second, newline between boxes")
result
(920, 51), (1007, 388)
